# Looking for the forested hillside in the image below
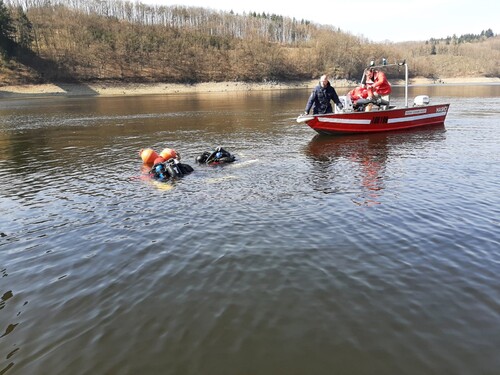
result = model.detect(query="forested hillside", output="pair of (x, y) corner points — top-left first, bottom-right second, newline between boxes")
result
(0, 0), (498, 86)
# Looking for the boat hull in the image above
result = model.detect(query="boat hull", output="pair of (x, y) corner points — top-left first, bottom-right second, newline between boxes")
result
(297, 104), (450, 135)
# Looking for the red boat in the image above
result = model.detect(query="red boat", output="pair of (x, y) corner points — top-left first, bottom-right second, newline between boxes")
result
(297, 61), (450, 135)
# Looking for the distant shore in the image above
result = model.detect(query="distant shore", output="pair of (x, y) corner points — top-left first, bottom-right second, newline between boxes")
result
(1, 77), (499, 99)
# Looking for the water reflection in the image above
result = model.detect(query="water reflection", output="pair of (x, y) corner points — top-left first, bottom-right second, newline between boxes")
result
(304, 126), (446, 206)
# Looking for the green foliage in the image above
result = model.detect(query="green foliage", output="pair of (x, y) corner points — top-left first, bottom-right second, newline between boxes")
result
(13, 6), (34, 49)
(0, 1), (13, 37)
(482, 28), (494, 38)
(0, 0), (15, 55)
(428, 29), (495, 44)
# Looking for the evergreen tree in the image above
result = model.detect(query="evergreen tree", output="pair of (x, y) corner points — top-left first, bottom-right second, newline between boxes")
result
(14, 6), (34, 49)
(483, 28), (494, 38)
(0, 0), (14, 55)
(430, 43), (436, 55)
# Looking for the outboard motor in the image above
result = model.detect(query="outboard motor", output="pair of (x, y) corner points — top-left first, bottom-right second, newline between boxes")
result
(414, 95), (430, 106)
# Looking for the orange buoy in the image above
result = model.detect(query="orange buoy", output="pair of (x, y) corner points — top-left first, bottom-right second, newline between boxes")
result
(160, 148), (178, 160)
(139, 148), (159, 164)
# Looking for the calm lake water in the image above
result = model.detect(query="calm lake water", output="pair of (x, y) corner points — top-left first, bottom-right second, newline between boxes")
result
(1, 84), (499, 375)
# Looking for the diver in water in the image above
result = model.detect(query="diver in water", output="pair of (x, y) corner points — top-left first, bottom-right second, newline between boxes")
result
(150, 157), (193, 181)
(195, 146), (236, 165)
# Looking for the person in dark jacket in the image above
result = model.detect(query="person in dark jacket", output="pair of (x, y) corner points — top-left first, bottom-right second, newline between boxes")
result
(304, 74), (343, 115)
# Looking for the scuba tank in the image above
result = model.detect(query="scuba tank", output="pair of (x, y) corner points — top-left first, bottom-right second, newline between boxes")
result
(165, 158), (183, 178)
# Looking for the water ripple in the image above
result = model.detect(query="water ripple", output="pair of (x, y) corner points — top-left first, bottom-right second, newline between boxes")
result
(1, 89), (500, 374)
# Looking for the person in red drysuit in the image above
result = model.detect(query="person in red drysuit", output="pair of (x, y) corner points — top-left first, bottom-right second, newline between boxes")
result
(348, 84), (369, 103)
(365, 68), (392, 100)
(347, 84), (370, 110)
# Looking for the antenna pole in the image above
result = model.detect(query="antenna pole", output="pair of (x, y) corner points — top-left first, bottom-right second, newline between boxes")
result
(405, 62), (409, 107)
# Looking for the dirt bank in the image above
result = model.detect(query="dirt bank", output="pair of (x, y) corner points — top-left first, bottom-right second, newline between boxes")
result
(1, 77), (498, 99)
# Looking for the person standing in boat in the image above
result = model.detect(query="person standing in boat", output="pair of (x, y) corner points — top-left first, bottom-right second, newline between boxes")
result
(365, 68), (392, 102)
(304, 74), (343, 115)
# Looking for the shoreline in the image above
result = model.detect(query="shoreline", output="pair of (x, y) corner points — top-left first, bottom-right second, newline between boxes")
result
(1, 77), (499, 99)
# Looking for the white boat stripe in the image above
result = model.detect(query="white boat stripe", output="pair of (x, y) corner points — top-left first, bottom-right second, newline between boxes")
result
(388, 112), (446, 123)
(318, 118), (372, 125)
